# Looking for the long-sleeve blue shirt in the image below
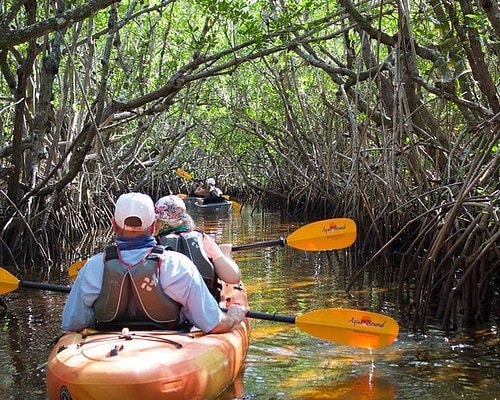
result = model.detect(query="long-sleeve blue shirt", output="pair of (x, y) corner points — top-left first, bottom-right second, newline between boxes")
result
(62, 247), (223, 332)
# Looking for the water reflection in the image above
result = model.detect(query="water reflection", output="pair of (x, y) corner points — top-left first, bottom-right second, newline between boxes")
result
(0, 207), (499, 399)
(244, 325), (399, 399)
(0, 290), (66, 399)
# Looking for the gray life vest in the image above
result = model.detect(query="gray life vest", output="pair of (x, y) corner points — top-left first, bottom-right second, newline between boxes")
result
(93, 245), (181, 330)
(157, 230), (219, 298)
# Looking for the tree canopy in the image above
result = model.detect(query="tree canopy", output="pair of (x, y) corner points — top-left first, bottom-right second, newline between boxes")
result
(0, 0), (498, 330)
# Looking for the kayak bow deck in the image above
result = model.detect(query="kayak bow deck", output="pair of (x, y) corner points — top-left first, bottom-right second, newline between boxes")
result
(46, 283), (250, 400)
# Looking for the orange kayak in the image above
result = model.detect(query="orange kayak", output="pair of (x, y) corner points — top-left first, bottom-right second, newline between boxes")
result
(46, 283), (250, 400)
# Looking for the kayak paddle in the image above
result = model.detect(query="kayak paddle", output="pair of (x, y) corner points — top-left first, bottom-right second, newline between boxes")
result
(222, 195), (243, 213)
(0, 268), (71, 294)
(67, 260), (87, 280)
(66, 218), (356, 280)
(232, 218), (357, 252)
(237, 308), (398, 349)
(0, 267), (398, 349)
(176, 167), (192, 180)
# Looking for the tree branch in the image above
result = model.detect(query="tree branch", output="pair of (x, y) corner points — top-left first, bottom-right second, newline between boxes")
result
(0, 0), (120, 48)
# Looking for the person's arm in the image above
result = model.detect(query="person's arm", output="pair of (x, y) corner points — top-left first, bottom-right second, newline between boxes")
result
(208, 305), (248, 333)
(61, 254), (104, 331)
(194, 185), (208, 196)
(203, 235), (241, 284)
(160, 252), (246, 333)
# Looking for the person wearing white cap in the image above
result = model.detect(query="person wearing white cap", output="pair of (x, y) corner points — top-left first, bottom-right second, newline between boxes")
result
(61, 192), (248, 334)
(196, 177), (224, 205)
(154, 195), (241, 299)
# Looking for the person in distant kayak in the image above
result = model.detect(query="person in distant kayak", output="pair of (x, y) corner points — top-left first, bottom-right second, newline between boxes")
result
(61, 192), (247, 333)
(196, 177), (225, 204)
(188, 179), (205, 198)
(154, 195), (241, 300)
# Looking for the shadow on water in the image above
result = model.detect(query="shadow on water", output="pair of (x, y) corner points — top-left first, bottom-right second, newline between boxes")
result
(0, 207), (499, 399)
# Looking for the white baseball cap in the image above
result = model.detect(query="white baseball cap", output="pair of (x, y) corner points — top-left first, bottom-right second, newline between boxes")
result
(114, 193), (155, 231)
(206, 178), (215, 185)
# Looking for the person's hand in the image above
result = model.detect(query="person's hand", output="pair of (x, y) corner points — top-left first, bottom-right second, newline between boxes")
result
(219, 243), (233, 257)
(226, 304), (249, 325)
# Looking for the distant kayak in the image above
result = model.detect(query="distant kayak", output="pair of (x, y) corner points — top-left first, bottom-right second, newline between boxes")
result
(46, 282), (250, 400)
(182, 197), (232, 213)
(193, 200), (232, 213)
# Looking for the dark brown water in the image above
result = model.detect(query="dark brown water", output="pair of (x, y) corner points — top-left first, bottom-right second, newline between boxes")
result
(1, 207), (499, 399)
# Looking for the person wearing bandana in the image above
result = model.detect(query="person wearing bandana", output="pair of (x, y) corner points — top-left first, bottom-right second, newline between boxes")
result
(61, 193), (247, 333)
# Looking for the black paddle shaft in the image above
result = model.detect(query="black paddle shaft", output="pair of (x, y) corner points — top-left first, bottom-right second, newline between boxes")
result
(246, 310), (296, 324)
(221, 308), (296, 324)
(19, 280), (71, 293)
(232, 237), (286, 252)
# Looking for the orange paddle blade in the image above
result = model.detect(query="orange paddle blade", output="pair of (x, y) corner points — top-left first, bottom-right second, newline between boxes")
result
(231, 201), (243, 213)
(67, 260), (86, 281)
(222, 195), (243, 213)
(0, 267), (20, 294)
(176, 167), (192, 180)
(287, 218), (356, 251)
(296, 308), (399, 349)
